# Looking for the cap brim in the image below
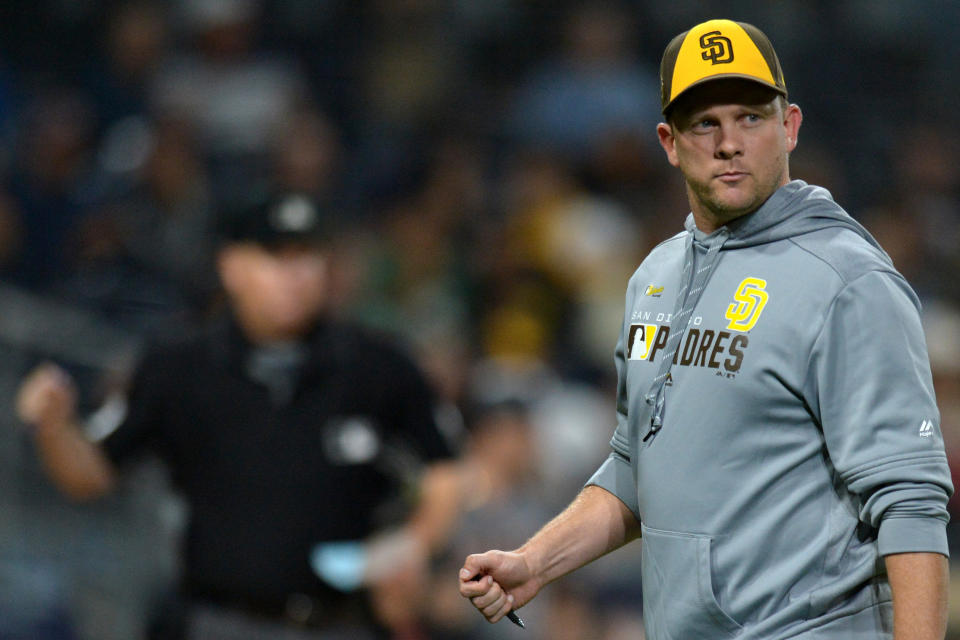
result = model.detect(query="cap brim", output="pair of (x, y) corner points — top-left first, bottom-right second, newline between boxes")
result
(663, 74), (787, 115)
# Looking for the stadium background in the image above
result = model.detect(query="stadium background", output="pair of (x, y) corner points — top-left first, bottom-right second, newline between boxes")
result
(0, 1), (958, 638)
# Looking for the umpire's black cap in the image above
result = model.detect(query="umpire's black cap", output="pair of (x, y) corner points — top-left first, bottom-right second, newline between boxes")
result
(217, 191), (330, 247)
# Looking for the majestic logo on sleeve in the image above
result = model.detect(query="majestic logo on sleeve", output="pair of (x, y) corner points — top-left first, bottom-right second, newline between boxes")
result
(700, 31), (734, 65)
(725, 277), (769, 332)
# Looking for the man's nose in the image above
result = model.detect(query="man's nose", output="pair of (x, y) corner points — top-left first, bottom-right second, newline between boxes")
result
(715, 124), (743, 159)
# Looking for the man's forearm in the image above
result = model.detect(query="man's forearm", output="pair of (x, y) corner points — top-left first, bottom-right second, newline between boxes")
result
(885, 551), (948, 640)
(518, 485), (641, 587)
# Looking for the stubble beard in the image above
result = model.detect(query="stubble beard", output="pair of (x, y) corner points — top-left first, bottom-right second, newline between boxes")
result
(688, 159), (786, 228)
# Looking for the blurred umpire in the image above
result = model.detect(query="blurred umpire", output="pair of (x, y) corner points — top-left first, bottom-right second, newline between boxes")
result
(16, 191), (462, 640)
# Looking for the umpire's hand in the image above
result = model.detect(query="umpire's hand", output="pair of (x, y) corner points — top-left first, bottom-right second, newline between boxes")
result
(458, 550), (541, 624)
(16, 363), (78, 432)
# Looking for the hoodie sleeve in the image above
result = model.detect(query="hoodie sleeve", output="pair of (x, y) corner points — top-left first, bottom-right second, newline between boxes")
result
(805, 269), (952, 557)
(586, 277), (642, 522)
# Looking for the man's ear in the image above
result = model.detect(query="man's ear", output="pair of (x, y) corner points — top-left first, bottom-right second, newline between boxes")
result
(783, 104), (803, 153)
(657, 122), (680, 168)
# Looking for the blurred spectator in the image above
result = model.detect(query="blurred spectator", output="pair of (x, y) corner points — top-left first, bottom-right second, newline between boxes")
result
(342, 136), (485, 354)
(467, 358), (612, 510)
(507, 1), (660, 163)
(491, 149), (644, 376)
(890, 124), (960, 302)
(5, 90), (97, 288)
(787, 137), (849, 208)
(150, 0), (310, 199)
(84, 2), (169, 134)
(0, 55), (18, 171)
(51, 116), (215, 334)
(344, 0), (476, 213)
(860, 203), (930, 296)
(269, 106), (342, 200)
(358, 0), (464, 134)
(0, 189), (24, 269)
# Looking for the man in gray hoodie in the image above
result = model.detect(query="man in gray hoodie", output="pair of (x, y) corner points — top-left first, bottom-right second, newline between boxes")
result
(459, 19), (952, 639)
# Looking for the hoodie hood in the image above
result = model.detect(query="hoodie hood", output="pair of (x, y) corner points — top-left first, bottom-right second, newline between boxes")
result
(685, 180), (892, 264)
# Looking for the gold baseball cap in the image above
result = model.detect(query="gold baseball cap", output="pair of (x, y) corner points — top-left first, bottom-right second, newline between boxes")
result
(660, 19), (787, 115)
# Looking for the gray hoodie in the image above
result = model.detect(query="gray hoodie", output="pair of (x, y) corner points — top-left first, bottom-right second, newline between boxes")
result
(588, 180), (952, 639)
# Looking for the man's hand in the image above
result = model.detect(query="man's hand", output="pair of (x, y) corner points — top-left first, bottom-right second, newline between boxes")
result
(16, 363), (78, 431)
(458, 550), (541, 624)
(457, 487), (641, 625)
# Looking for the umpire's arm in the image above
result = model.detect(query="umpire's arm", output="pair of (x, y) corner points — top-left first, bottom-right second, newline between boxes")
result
(16, 363), (118, 500)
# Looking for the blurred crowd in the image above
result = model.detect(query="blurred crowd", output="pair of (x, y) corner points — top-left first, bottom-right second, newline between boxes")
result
(0, 1), (959, 639)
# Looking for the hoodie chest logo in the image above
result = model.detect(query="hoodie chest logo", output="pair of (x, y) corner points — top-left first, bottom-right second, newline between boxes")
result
(725, 277), (769, 332)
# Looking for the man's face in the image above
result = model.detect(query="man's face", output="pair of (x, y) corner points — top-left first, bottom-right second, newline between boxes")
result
(218, 242), (328, 342)
(657, 80), (802, 231)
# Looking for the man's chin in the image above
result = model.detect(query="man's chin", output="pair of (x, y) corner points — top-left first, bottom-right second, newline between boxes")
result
(706, 194), (758, 219)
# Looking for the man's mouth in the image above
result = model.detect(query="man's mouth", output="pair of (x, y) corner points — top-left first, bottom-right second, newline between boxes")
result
(717, 171), (748, 182)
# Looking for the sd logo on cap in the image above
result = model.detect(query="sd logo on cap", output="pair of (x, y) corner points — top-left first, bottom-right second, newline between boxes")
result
(660, 19), (787, 115)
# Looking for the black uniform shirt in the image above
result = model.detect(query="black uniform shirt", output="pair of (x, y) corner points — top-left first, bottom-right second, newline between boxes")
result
(102, 316), (453, 608)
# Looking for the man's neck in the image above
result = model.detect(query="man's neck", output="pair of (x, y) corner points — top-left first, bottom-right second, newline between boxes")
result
(690, 207), (749, 234)
(688, 176), (790, 233)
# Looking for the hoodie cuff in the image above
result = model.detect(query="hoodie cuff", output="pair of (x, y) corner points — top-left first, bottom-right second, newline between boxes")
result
(878, 516), (949, 558)
(585, 453), (641, 522)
